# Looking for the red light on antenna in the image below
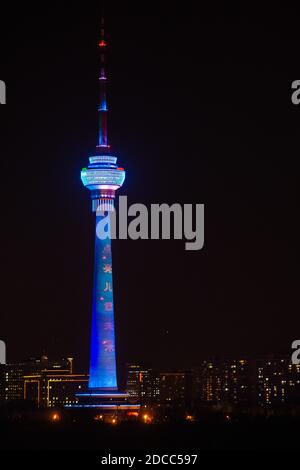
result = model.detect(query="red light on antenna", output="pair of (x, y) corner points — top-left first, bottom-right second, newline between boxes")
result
(99, 40), (107, 47)
(117, 167), (124, 171)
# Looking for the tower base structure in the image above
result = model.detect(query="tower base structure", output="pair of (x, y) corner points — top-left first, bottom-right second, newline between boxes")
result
(67, 390), (141, 423)
(73, 390), (140, 411)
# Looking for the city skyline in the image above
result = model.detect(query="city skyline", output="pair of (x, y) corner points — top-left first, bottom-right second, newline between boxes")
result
(0, 6), (299, 373)
(2, 352), (300, 410)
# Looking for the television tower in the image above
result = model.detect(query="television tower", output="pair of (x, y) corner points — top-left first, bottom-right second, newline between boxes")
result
(75, 17), (138, 412)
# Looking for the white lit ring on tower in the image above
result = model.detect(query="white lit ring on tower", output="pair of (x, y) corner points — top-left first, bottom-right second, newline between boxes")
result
(89, 156), (117, 164)
(81, 169), (125, 188)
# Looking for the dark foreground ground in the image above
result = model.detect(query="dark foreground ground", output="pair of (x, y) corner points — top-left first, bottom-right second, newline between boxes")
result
(1, 417), (299, 452)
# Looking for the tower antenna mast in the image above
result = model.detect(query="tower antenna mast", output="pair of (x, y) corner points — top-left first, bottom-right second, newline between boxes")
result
(98, 12), (109, 150)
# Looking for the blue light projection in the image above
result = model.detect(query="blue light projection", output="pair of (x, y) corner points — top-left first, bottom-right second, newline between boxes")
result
(88, 212), (118, 390)
(99, 100), (108, 111)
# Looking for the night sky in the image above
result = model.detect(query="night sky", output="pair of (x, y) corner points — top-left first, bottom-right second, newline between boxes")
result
(0, 4), (299, 376)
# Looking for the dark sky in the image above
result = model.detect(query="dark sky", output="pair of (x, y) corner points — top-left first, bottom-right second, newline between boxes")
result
(0, 4), (299, 376)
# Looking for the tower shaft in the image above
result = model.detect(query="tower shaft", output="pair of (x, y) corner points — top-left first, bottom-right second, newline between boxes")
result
(89, 213), (117, 389)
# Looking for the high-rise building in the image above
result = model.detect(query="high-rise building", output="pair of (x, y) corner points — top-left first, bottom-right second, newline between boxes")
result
(24, 371), (88, 408)
(0, 356), (73, 403)
(126, 364), (160, 404)
(256, 356), (300, 406)
(193, 359), (255, 405)
(159, 371), (193, 408)
(76, 17), (139, 413)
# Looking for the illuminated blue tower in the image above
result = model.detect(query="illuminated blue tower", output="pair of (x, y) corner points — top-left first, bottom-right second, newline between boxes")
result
(75, 18), (137, 411)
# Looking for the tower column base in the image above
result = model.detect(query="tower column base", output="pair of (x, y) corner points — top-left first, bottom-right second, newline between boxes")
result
(71, 389), (140, 411)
